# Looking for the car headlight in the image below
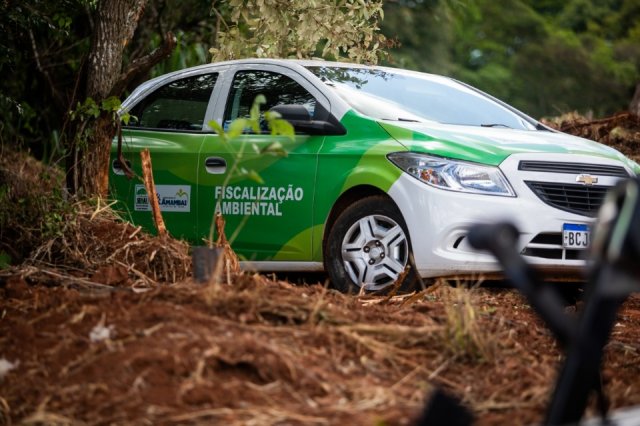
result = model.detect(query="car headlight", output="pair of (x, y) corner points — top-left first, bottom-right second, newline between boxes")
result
(387, 152), (515, 197)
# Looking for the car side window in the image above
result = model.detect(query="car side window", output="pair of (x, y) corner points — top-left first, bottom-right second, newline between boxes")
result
(223, 70), (316, 130)
(128, 73), (218, 131)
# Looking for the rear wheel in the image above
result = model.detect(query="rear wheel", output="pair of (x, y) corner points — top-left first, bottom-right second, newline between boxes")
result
(325, 196), (417, 293)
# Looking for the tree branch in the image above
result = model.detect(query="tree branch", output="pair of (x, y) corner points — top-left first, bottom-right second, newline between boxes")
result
(109, 31), (177, 98)
(29, 29), (65, 110)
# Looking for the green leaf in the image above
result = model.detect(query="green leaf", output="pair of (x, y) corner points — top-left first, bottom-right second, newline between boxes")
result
(246, 169), (265, 184)
(101, 96), (122, 112)
(250, 94), (266, 121)
(120, 112), (132, 126)
(261, 141), (288, 157)
(250, 119), (262, 134)
(263, 110), (282, 120)
(0, 250), (10, 269)
(208, 119), (227, 141)
(269, 119), (295, 140)
(228, 118), (248, 139)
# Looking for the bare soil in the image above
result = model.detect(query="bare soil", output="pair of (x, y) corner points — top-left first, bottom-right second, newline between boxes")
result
(2, 271), (640, 426)
(1, 113), (640, 425)
(542, 111), (640, 162)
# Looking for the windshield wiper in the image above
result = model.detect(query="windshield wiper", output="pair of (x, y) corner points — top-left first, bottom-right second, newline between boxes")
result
(536, 123), (552, 131)
(381, 117), (421, 122)
(481, 123), (512, 128)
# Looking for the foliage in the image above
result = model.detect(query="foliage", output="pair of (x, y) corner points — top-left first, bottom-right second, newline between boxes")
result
(207, 95), (295, 186)
(380, 0), (460, 73)
(3, 0), (640, 173)
(207, 95), (294, 185)
(126, 0), (216, 78)
(70, 97), (129, 123)
(208, 95), (294, 146)
(210, 0), (389, 64)
(68, 96), (131, 149)
(0, 1), (92, 158)
(206, 95), (295, 245)
(382, 0), (640, 118)
(0, 149), (70, 265)
(0, 250), (10, 270)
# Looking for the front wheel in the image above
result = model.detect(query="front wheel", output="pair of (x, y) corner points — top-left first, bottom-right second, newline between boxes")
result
(325, 196), (417, 293)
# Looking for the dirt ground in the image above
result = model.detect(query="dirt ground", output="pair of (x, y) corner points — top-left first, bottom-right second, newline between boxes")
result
(1, 113), (640, 425)
(542, 111), (640, 162)
(2, 271), (640, 426)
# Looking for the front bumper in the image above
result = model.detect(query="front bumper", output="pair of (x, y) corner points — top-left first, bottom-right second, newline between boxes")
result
(387, 153), (631, 279)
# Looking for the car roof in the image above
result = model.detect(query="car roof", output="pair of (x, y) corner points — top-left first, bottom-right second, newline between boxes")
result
(121, 58), (446, 111)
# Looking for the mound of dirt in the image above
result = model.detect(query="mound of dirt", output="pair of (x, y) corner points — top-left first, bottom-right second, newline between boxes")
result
(543, 111), (640, 162)
(0, 149), (191, 287)
(2, 273), (640, 425)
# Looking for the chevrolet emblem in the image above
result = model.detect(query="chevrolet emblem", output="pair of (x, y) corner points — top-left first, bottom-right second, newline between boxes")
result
(576, 174), (598, 185)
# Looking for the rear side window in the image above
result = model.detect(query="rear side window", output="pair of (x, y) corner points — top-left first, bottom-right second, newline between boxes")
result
(129, 73), (218, 131)
(223, 70), (316, 130)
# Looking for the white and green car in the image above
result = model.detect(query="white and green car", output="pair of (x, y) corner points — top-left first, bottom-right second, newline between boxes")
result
(111, 59), (639, 292)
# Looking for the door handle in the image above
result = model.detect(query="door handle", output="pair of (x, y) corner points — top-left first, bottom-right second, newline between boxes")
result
(205, 157), (227, 174)
(112, 159), (131, 176)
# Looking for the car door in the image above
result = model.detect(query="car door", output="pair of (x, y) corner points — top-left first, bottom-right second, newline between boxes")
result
(110, 72), (219, 240)
(198, 66), (327, 262)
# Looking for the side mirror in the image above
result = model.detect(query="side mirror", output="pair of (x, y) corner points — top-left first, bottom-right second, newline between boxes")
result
(269, 104), (346, 136)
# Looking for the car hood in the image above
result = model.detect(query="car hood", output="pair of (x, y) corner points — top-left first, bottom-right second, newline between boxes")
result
(379, 120), (633, 168)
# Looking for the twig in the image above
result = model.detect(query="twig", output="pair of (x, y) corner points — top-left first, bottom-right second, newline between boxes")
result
(114, 260), (159, 287)
(140, 149), (167, 237)
(427, 359), (451, 380)
(20, 266), (116, 291)
(90, 198), (119, 221)
(128, 226), (142, 239)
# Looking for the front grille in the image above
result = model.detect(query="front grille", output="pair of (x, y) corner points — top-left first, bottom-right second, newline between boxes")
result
(521, 232), (586, 260)
(519, 161), (629, 177)
(525, 181), (610, 217)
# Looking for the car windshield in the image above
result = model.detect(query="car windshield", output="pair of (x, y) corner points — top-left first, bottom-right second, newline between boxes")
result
(306, 66), (537, 130)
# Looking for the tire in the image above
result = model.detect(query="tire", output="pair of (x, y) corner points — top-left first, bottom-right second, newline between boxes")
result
(325, 195), (418, 293)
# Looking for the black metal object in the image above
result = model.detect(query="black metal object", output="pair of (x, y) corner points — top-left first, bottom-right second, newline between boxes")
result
(543, 177), (640, 425)
(413, 388), (474, 426)
(468, 177), (640, 425)
(417, 177), (640, 425)
(192, 246), (224, 283)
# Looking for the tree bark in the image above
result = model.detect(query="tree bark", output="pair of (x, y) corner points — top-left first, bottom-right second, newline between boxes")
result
(630, 82), (640, 117)
(86, 0), (147, 101)
(71, 0), (176, 198)
(77, 0), (147, 197)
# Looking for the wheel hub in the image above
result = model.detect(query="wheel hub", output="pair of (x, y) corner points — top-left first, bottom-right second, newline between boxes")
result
(341, 214), (409, 291)
(365, 241), (384, 264)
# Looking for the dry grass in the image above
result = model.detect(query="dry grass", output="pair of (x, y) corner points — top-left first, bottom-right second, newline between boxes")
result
(28, 197), (192, 287)
(440, 282), (496, 363)
(0, 148), (191, 288)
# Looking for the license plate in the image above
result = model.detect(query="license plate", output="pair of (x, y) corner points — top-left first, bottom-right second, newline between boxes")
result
(562, 223), (590, 249)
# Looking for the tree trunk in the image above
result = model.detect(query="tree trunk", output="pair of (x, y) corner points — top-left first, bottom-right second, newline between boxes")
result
(69, 0), (176, 197)
(630, 82), (640, 117)
(79, 0), (147, 197)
